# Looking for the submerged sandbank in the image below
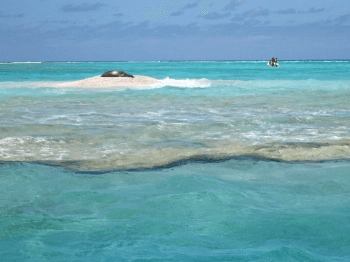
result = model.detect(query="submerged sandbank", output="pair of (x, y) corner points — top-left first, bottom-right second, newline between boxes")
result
(56, 75), (160, 88)
(1, 139), (350, 172)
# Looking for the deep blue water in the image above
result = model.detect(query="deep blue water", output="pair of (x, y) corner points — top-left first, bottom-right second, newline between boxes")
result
(0, 61), (350, 261)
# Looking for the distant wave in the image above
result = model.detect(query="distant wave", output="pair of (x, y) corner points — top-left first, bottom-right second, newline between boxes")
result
(155, 78), (244, 88)
(11, 62), (42, 64)
(1, 60), (349, 65)
(0, 77), (213, 89)
(155, 77), (211, 88)
(282, 60), (349, 63)
(2, 78), (350, 92)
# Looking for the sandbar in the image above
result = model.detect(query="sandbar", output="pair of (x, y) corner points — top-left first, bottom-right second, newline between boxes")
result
(56, 75), (160, 88)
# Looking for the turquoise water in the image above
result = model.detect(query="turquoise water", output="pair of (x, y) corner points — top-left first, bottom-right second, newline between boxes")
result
(1, 61), (350, 261)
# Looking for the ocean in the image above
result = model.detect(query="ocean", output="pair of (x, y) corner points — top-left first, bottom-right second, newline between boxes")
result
(1, 61), (349, 261)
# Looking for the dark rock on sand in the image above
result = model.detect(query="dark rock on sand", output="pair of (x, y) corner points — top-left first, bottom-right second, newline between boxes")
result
(101, 70), (134, 78)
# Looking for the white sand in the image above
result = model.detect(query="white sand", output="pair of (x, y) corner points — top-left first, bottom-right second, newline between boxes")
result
(56, 75), (160, 88)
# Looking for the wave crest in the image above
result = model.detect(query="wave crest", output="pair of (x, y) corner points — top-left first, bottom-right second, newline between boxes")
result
(155, 77), (211, 88)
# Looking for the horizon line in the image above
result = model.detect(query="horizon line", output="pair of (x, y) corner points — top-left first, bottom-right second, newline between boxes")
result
(1, 59), (350, 63)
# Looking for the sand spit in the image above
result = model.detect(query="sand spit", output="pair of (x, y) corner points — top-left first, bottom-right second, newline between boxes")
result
(56, 75), (160, 88)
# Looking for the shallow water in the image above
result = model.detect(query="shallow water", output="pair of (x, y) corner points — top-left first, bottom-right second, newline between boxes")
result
(1, 160), (350, 261)
(1, 61), (350, 261)
(1, 61), (350, 170)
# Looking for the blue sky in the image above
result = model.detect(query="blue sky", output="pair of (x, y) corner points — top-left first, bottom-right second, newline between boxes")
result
(1, 0), (349, 61)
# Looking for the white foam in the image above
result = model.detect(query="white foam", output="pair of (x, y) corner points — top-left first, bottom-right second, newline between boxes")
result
(11, 62), (41, 64)
(155, 77), (211, 88)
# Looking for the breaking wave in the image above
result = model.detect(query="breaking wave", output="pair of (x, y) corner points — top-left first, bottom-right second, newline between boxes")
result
(156, 77), (211, 88)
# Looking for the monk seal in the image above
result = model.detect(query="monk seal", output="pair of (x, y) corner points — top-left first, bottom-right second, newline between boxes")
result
(101, 70), (134, 78)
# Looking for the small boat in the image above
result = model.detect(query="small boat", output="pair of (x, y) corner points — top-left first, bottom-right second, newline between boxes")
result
(268, 57), (279, 67)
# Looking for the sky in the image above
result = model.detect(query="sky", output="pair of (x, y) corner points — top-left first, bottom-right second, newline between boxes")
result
(0, 0), (349, 61)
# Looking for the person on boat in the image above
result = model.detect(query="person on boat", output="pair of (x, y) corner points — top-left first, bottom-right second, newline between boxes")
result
(275, 58), (278, 64)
